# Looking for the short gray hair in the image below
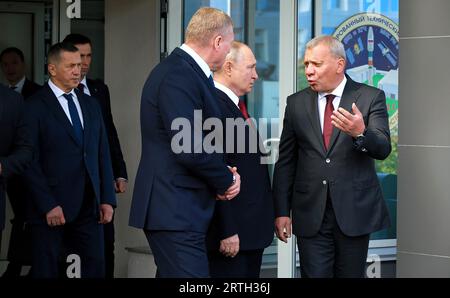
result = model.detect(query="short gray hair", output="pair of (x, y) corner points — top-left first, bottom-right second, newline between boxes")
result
(306, 35), (346, 60)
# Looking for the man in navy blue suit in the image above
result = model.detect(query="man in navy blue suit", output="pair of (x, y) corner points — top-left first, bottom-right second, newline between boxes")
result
(206, 42), (274, 278)
(24, 42), (116, 278)
(129, 7), (241, 278)
(0, 85), (33, 233)
(63, 33), (128, 279)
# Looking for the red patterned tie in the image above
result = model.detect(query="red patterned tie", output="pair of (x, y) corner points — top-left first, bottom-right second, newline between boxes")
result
(238, 100), (250, 120)
(323, 94), (335, 150)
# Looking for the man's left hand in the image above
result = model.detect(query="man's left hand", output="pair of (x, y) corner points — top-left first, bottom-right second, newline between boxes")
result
(99, 204), (114, 224)
(331, 103), (365, 138)
(114, 179), (127, 193)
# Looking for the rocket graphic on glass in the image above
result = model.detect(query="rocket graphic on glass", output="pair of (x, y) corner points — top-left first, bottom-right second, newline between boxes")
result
(367, 26), (375, 86)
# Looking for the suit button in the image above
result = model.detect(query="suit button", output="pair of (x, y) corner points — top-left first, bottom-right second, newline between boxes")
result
(323, 180), (327, 185)
(326, 158), (331, 164)
(84, 153), (87, 157)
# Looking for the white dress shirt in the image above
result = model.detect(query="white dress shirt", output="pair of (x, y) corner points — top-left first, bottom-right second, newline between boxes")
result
(317, 76), (347, 133)
(214, 81), (240, 108)
(9, 76), (26, 94)
(48, 79), (84, 128)
(78, 76), (91, 96)
(179, 44), (212, 79)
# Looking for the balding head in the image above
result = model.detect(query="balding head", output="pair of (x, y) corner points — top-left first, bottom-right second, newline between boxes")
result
(214, 41), (258, 97)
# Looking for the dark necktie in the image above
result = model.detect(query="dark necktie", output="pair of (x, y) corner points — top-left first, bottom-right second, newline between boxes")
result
(238, 100), (250, 120)
(10, 86), (17, 91)
(323, 94), (335, 150)
(77, 83), (85, 93)
(63, 93), (84, 146)
(208, 75), (215, 88)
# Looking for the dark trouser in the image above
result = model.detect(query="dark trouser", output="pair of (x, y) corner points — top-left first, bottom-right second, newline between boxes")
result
(103, 217), (115, 278)
(297, 196), (370, 278)
(30, 190), (105, 278)
(144, 230), (209, 278)
(3, 176), (32, 278)
(208, 249), (264, 278)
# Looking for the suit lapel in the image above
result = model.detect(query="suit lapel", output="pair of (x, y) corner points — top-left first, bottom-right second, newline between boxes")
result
(304, 89), (326, 154)
(216, 89), (243, 119)
(173, 48), (216, 94)
(42, 84), (82, 148)
(327, 77), (361, 152)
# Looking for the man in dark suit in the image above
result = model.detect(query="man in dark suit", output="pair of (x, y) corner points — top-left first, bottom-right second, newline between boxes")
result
(129, 7), (241, 278)
(1, 47), (42, 278)
(62, 33), (127, 279)
(0, 85), (33, 233)
(0, 47), (42, 99)
(24, 42), (116, 278)
(206, 42), (274, 278)
(273, 35), (391, 278)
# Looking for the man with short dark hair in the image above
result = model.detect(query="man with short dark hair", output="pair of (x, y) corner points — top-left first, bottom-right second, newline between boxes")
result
(63, 33), (127, 279)
(0, 47), (41, 99)
(24, 42), (116, 278)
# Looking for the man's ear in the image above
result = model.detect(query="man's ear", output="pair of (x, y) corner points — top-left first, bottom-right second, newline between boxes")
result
(213, 35), (223, 50)
(336, 57), (346, 74)
(48, 63), (56, 77)
(223, 61), (233, 76)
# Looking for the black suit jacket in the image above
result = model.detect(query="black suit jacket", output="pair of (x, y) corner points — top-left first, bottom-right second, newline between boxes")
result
(206, 89), (274, 251)
(23, 84), (116, 224)
(21, 79), (42, 99)
(273, 76), (391, 237)
(129, 48), (233, 233)
(0, 85), (33, 230)
(86, 79), (127, 180)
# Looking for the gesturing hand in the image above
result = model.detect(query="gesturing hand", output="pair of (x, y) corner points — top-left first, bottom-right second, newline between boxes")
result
(331, 103), (365, 138)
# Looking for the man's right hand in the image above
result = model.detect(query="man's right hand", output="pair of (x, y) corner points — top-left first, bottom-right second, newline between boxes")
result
(275, 216), (292, 243)
(217, 167), (241, 201)
(46, 206), (66, 227)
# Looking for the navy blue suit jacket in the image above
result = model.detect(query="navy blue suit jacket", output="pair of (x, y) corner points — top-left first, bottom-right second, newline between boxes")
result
(23, 83), (116, 224)
(206, 89), (274, 251)
(0, 85), (33, 230)
(129, 48), (233, 233)
(86, 78), (127, 180)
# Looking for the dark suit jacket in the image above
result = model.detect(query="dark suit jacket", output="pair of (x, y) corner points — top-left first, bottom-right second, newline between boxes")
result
(0, 85), (33, 230)
(129, 47), (233, 233)
(206, 89), (274, 251)
(273, 76), (391, 237)
(21, 79), (42, 99)
(86, 79), (127, 179)
(23, 84), (116, 224)
(6, 78), (41, 215)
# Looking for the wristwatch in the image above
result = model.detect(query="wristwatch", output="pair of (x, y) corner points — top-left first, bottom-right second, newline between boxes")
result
(353, 129), (368, 152)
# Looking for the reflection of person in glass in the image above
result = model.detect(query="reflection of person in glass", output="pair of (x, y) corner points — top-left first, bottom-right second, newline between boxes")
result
(273, 35), (391, 278)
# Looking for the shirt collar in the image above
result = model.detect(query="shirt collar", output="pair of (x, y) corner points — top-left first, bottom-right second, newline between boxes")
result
(48, 78), (77, 99)
(318, 76), (347, 100)
(10, 76), (26, 90)
(214, 81), (240, 107)
(80, 76), (88, 88)
(180, 44), (212, 78)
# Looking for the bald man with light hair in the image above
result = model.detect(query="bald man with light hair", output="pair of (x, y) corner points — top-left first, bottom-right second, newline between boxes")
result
(205, 42), (274, 278)
(130, 7), (241, 278)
